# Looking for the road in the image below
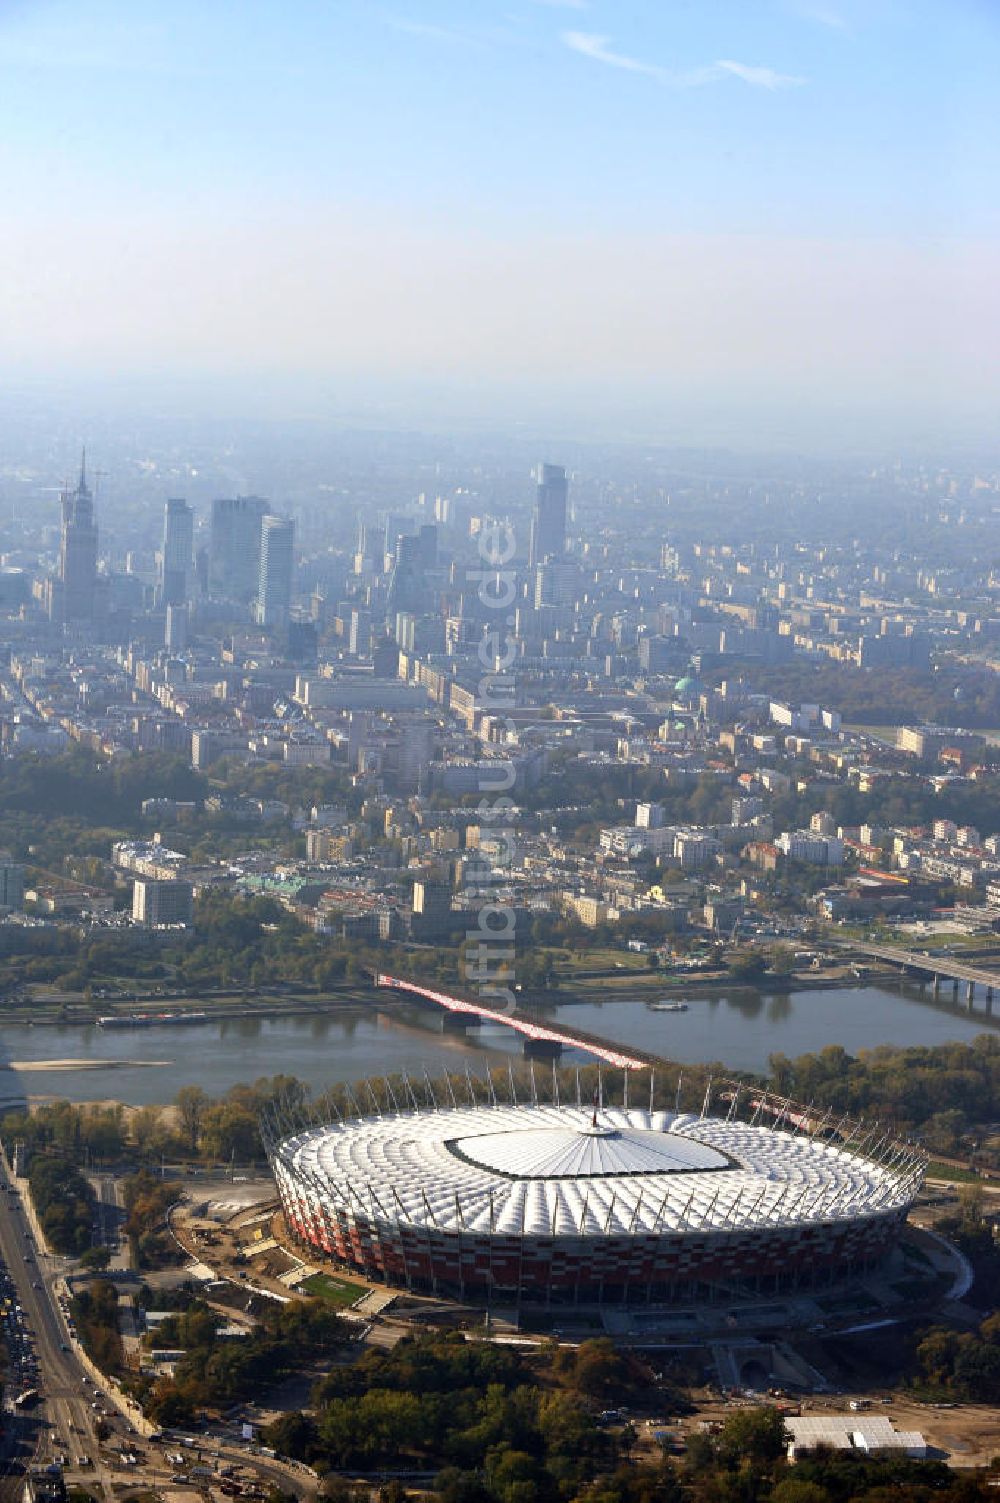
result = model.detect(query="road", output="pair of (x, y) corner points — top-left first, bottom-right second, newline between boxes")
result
(0, 1155), (316, 1501)
(833, 938), (1000, 991)
(0, 1159), (109, 1502)
(91, 1173), (129, 1270)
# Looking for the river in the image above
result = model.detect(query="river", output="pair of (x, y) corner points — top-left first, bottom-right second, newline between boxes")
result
(0, 981), (995, 1108)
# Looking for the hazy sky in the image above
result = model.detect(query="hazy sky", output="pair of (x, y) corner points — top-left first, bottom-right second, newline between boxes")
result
(2, 0), (998, 448)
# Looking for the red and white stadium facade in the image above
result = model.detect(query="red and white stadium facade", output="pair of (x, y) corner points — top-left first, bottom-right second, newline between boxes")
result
(264, 1079), (924, 1305)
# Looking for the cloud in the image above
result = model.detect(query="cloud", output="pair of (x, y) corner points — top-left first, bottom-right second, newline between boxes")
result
(563, 33), (805, 89)
(561, 31), (665, 78)
(715, 59), (806, 89)
(383, 15), (476, 44)
(787, 0), (846, 29)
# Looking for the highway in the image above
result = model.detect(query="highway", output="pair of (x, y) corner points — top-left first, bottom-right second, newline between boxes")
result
(0, 1157), (108, 1502)
(833, 938), (1000, 992)
(0, 1152), (316, 1501)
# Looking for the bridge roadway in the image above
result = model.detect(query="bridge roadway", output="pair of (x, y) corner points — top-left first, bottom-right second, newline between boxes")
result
(376, 973), (654, 1069)
(834, 939), (1000, 1002)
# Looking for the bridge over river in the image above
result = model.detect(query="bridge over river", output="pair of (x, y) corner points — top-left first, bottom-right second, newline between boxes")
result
(375, 973), (655, 1069)
(835, 939), (1000, 1008)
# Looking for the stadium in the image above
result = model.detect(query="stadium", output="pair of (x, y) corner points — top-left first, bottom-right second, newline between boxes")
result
(264, 1074), (925, 1306)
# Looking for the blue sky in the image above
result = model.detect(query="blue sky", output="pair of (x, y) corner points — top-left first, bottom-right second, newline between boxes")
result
(2, 0), (999, 446)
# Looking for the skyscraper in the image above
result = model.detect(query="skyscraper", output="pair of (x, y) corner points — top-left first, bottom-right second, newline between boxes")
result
(165, 601), (189, 652)
(52, 450), (98, 624)
(256, 514), (295, 629)
(160, 498), (194, 606)
(0, 854), (24, 912)
(528, 463), (568, 569)
(209, 495), (269, 601)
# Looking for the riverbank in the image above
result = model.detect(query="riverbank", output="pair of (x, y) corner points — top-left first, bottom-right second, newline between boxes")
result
(1, 980), (997, 1108)
(7, 1058), (171, 1071)
(0, 965), (906, 1027)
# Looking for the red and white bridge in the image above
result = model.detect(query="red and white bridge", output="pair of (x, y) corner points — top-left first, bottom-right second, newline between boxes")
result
(375, 973), (648, 1071)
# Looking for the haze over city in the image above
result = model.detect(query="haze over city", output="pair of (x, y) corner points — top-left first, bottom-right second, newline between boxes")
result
(2, 0), (999, 449)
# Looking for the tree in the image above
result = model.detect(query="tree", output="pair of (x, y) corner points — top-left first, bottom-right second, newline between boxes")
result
(201, 1103), (260, 1161)
(770, 1481), (829, 1503)
(131, 1105), (170, 1156)
(569, 1340), (630, 1399)
(176, 1085), (209, 1153)
(715, 1407), (788, 1471)
(727, 951), (768, 982)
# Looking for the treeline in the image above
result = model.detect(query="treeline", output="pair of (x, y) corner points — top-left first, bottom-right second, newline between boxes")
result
(265, 1336), (1000, 1503)
(27, 1153), (94, 1254)
(0, 750), (204, 878)
(768, 1035), (1000, 1163)
(138, 1296), (343, 1425)
(268, 1334), (630, 1478)
(122, 1169), (184, 1269)
(739, 660), (1000, 731)
(7, 1036), (1000, 1176)
(769, 774), (1000, 848)
(71, 1279), (123, 1372)
(208, 757), (356, 812)
(3, 1100), (126, 1161)
(916, 1311), (1000, 1405)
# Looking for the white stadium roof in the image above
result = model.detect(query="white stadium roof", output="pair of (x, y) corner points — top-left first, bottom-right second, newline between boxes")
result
(277, 1103), (918, 1239)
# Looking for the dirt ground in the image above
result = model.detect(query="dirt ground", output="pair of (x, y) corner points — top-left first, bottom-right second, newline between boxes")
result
(651, 1393), (1000, 1471)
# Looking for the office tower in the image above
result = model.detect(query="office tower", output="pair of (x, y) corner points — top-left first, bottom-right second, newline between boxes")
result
(165, 602), (188, 652)
(417, 523), (438, 568)
(160, 498), (194, 606)
(528, 463), (568, 569)
(371, 634), (399, 677)
(387, 532), (423, 613)
(287, 618), (318, 665)
(132, 878), (194, 927)
(0, 854), (24, 912)
(209, 495), (269, 600)
(256, 514), (295, 629)
(348, 606), (372, 657)
(53, 450), (98, 623)
(353, 520), (386, 577)
(411, 878), (454, 938)
(533, 560), (578, 608)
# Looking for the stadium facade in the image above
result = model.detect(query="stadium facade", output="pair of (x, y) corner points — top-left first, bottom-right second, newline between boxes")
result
(264, 1075), (924, 1306)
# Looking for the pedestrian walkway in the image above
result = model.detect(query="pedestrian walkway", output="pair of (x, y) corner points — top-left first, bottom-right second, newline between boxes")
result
(353, 1288), (396, 1316)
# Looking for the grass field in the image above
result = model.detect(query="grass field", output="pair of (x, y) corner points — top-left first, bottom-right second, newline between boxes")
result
(300, 1271), (364, 1308)
(844, 721), (1000, 746)
(554, 947), (650, 972)
(925, 1160), (982, 1184)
